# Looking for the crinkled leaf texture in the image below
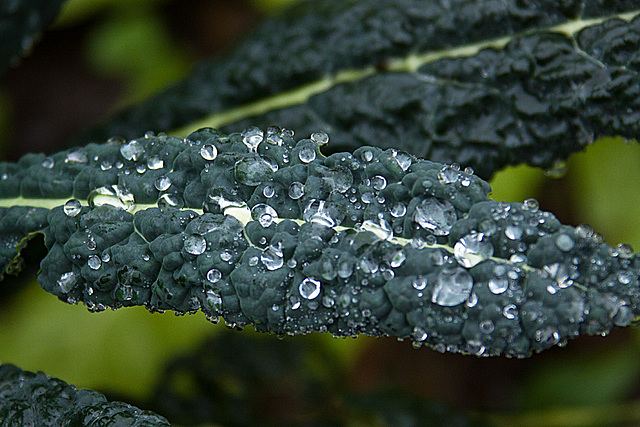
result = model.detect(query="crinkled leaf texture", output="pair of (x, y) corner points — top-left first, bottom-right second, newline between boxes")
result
(79, 0), (640, 178)
(0, 0), (68, 72)
(0, 364), (169, 426)
(1, 128), (639, 357)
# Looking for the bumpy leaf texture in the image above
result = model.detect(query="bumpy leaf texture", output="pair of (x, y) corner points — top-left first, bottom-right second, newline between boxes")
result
(78, 0), (640, 178)
(0, 0), (68, 72)
(1, 128), (639, 358)
(0, 364), (169, 426)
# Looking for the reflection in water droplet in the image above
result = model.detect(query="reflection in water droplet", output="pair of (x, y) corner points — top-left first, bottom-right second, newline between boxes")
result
(65, 150), (88, 164)
(88, 255), (102, 270)
(454, 232), (493, 268)
(57, 271), (77, 293)
(371, 175), (387, 190)
(299, 278), (321, 300)
(432, 268), (473, 306)
(184, 234), (207, 255)
(263, 185), (275, 198)
(200, 144), (218, 161)
(64, 199), (82, 217)
(207, 268), (222, 283)
(414, 198), (457, 236)
(288, 182), (304, 199)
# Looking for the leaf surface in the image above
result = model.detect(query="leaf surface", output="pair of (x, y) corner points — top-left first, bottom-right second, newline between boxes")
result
(78, 0), (640, 178)
(1, 128), (639, 357)
(0, 0), (68, 72)
(0, 364), (170, 426)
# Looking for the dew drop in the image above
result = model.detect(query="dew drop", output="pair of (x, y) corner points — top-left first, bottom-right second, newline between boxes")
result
(207, 268), (222, 283)
(371, 175), (387, 190)
(65, 150), (87, 164)
(42, 157), (54, 169)
(288, 182), (304, 200)
(414, 198), (457, 236)
(88, 185), (135, 211)
(503, 304), (518, 319)
(200, 144), (218, 161)
(338, 261), (353, 279)
(390, 203), (407, 218)
(220, 251), (232, 262)
(87, 255), (102, 270)
(158, 193), (184, 209)
(154, 176), (172, 191)
(63, 199), (82, 217)
(298, 146), (316, 163)
(454, 232), (494, 268)
(303, 200), (336, 227)
(242, 127), (264, 152)
(505, 225), (523, 240)
(488, 277), (509, 294)
(184, 234), (207, 255)
(432, 268), (474, 306)
(479, 320), (495, 334)
(524, 198), (539, 211)
(235, 156), (275, 186)
(392, 151), (412, 171)
(412, 277), (428, 290)
(147, 156), (164, 170)
(390, 250), (406, 268)
(362, 150), (374, 162)
(437, 166), (459, 184)
(57, 271), (77, 293)
(120, 141), (144, 161)
(310, 131), (329, 145)
(555, 234), (574, 252)
(261, 243), (284, 270)
(263, 185), (275, 198)
(299, 277), (321, 300)
(251, 203), (278, 227)
(412, 326), (428, 342)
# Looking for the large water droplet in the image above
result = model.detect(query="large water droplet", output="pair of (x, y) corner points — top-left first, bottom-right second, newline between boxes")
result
(88, 255), (102, 270)
(251, 203), (278, 227)
(371, 175), (387, 190)
(88, 185), (135, 211)
(200, 144), (218, 161)
(505, 225), (523, 240)
(65, 150), (87, 164)
(454, 232), (493, 268)
(303, 200), (336, 227)
(242, 127), (264, 152)
(438, 166), (459, 184)
(432, 268), (474, 306)
(57, 271), (77, 293)
(207, 268), (222, 283)
(147, 156), (164, 170)
(299, 278), (321, 300)
(298, 146), (316, 163)
(64, 199), (82, 217)
(184, 234), (207, 255)
(120, 141), (144, 161)
(288, 182), (304, 199)
(414, 198), (457, 236)
(235, 156), (275, 186)
(154, 176), (172, 191)
(488, 277), (509, 294)
(261, 243), (284, 270)
(310, 131), (329, 146)
(392, 150), (412, 171)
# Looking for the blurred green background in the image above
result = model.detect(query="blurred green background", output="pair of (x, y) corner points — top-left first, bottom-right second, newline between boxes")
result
(1, 0), (640, 425)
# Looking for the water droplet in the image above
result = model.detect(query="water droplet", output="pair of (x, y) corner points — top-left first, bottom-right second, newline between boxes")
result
(617, 271), (632, 285)
(299, 277), (321, 300)
(200, 144), (218, 161)
(359, 257), (378, 274)
(360, 218), (392, 240)
(543, 263), (572, 288)
(242, 127), (264, 152)
(454, 232), (494, 268)
(310, 131), (329, 145)
(617, 243), (634, 259)
(158, 193), (183, 209)
(207, 268), (222, 283)
(42, 157), (54, 169)
(120, 141), (144, 161)
(263, 185), (275, 198)
(555, 234), (574, 252)
(288, 182), (304, 199)
(488, 277), (509, 294)
(298, 146), (316, 163)
(362, 150), (374, 162)
(613, 305), (634, 327)
(438, 166), (459, 184)
(503, 304), (518, 319)
(505, 225), (523, 240)
(414, 198), (457, 236)
(322, 295), (335, 308)
(412, 326), (428, 342)
(88, 185), (135, 211)
(479, 320), (495, 334)
(390, 250), (406, 268)
(220, 251), (232, 262)
(250, 203), (278, 227)
(338, 261), (353, 279)
(184, 234), (206, 255)
(413, 277), (428, 290)
(303, 200), (335, 227)
(390, 203), (407, 218)
(154, 176), (172, 191)
(100, 160), (112, 171)
(65, 150), (87, 164)
(371, 175), (387, 190)
(57, 271), (77, 293)
(524, 198), (539, 211)
(392, 150), (412, 170)
(147, 156), (164, 170)
(289, 295), (301, 310)
(249, 256), (259, 266)
(261, 243), (284, 270)
(432, 268), (474, 306)
(205, 290), (222, 312)
(87, 255), (102, 270)
(575, 224), (595, 239)
(63, 199), (82, 217)
(235, 156), (275, 186)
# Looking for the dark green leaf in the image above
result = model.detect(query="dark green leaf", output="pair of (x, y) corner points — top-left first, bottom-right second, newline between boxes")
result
(0, 364), (170, 426)
(0, 0), (68, 72)
(78, 0), (640, 178)
(1, 128), (639, 357)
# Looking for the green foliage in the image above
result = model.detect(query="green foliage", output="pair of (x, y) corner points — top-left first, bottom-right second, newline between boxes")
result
(1, 0), (640, 425)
